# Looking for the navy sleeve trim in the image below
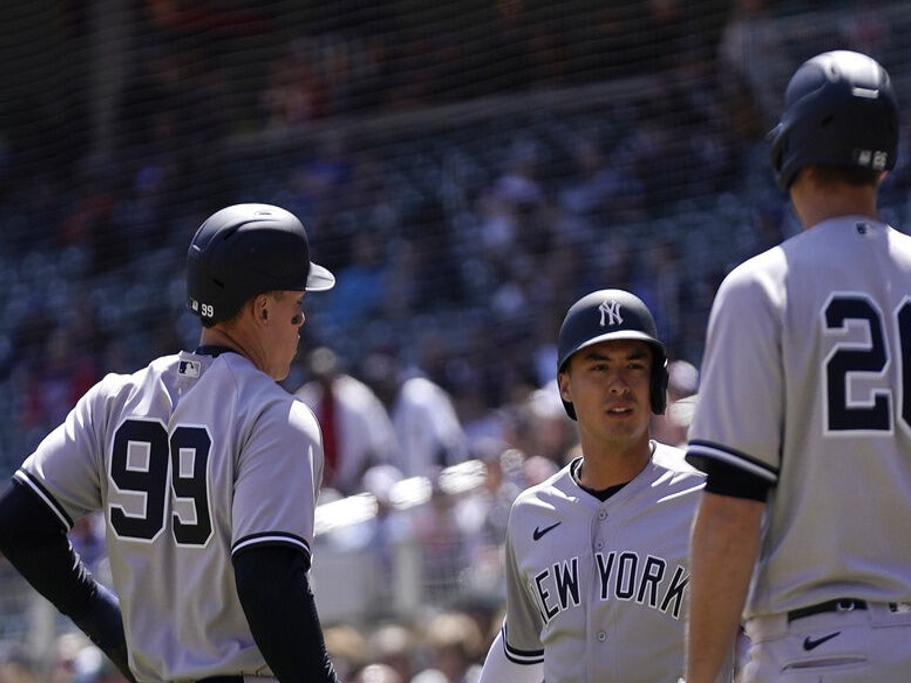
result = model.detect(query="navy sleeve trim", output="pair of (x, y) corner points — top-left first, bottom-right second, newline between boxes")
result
(686, 440), (778, 483)
(13, 470), (74, 529)
(232, 531), (311, 558)
(501, 625), (544, 665)
(702, 458), (773, 501)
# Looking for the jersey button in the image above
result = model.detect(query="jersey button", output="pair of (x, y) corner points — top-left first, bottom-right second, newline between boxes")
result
(595, 540), (604, 550)
(597, 631), (607, 642)
(598, 509), (607, 520)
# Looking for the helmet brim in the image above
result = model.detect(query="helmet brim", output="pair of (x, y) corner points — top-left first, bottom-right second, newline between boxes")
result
(559, 329), (664, 371)
(306, 262), (336, 291)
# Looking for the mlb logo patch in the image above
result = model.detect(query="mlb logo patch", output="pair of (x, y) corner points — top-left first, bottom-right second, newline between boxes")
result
(178, 360), (201, 378)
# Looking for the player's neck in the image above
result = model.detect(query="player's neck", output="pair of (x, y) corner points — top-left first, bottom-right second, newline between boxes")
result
(791, 183), (878, 230)
(577, 434), (652, 489)
(198, 324), (269, 376)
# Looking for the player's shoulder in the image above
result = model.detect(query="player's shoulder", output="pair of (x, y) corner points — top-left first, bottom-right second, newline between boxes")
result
(211, 353), (320, 432)
(710, 241), (794, 320)
(720, 242), (788, 293)
(92, 354), (181, 401)
(885, 221), (911, 262)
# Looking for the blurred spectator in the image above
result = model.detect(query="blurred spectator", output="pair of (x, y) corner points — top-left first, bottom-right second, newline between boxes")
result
(325, 231), (388, 329)
(355, 663), (403, 683)
(402, 201), (465, 313)
(505, 381), (577, 469)
(478, 140), (552, 267)
(367, 624), (419, 683)
(71, 646), (126, 683)
(393, 372), (469, 478)
(0, 644), (38, 683)
(323, 625), (369, 682)
(559, 135), (643, 220)
(632, 239), (682, 348)
(260, 40), (329, 127)
(363, 354), (468, 480)
(409, 671), (448, 683)
(50, 633), (90, 683)
(295, 347), (398, 495)
(21, 328), (96, 434)
(421, 612), (484, 683)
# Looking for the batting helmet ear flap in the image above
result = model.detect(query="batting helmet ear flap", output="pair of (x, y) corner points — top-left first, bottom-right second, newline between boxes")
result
(650, 353), (669, 415)
(557, 368), (578, 421)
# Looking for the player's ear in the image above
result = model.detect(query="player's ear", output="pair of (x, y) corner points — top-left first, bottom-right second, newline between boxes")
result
(252, 294), (271, 325)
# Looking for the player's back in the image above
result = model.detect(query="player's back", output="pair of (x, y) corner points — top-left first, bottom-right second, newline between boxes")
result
(755, 217), (911, 613)
(19, 349), (321, 682)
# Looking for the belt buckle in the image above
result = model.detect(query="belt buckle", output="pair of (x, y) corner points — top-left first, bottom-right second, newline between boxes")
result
(836, 599), (857, 613)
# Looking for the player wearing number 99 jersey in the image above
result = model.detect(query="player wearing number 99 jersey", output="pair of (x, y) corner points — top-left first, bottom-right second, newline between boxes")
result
(0, 204), (340, 683)
(685, 51), (911, 683)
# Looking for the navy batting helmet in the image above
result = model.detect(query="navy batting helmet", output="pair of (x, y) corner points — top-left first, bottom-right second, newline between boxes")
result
(769, 50), (899, 192)
(186, 203), (335, 325)
(557, 289), (668, 419)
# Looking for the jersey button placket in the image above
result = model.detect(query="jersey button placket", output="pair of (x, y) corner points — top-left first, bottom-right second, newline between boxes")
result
(595, 507), (610, 659)
(594, 508), (607, 571)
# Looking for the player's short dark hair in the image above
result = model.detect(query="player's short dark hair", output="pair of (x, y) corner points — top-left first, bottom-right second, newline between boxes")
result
(201, 290), (289, 329)
(804, 164), (882, 188)
(560, 338), (657, 374)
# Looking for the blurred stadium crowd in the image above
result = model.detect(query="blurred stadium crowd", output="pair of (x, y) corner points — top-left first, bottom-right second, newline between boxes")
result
(3, 0), (911, 682)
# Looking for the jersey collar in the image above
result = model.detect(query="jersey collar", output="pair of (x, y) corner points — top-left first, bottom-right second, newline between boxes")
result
(194, 345), (238, 358)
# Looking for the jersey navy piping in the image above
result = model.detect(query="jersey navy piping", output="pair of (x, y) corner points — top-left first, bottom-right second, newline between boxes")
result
(232, 531), (312, 559)
(501, 624), (544, 664)
(687, 439), (779, 482)
(12, 470), (73, 529)
(194, 345), (239, 358)
(569, 441), (656, 501)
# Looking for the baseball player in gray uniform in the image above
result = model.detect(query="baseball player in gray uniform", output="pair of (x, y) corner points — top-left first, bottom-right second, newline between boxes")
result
(0, 204), (340, 683)
(685, 51), (911, 683)
(479, 290), (725, 683)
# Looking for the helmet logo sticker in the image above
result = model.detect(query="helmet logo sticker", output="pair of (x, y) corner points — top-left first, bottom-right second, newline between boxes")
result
(851, 86), (879, 99)
(598, 300), (623, 327)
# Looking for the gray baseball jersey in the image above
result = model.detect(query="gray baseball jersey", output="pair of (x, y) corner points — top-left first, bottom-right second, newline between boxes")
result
(500, 442), (705, 683)
(14, 350), (324, 682)
(688, 217), (911, 618)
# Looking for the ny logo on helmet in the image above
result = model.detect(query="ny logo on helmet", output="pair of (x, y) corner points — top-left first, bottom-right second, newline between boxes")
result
(599, 300), (623, 327)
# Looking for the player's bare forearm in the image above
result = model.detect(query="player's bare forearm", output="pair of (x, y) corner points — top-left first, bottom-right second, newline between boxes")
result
(685, 492), (764, 683)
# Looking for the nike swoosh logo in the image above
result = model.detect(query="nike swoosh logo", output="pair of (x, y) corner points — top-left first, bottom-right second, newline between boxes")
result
(533, 522), (562, 541)
(803, 631), (841, 651)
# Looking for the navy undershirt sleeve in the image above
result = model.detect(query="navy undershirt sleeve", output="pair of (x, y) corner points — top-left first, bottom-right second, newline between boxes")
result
(0, 481), (135, 682)
(233, 545), (338, 683)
